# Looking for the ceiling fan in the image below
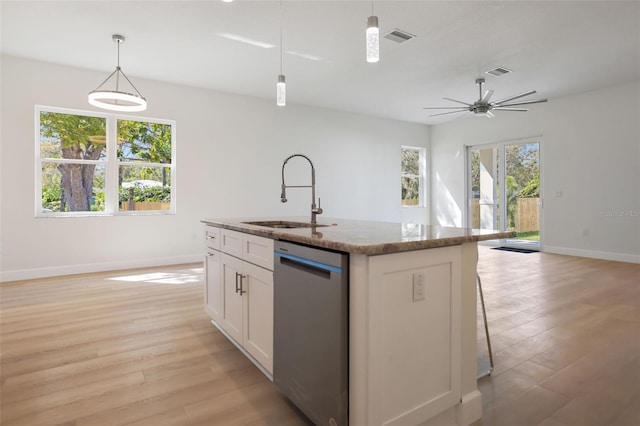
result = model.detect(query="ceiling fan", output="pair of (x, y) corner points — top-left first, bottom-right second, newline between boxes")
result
(424, 78), (547, 118)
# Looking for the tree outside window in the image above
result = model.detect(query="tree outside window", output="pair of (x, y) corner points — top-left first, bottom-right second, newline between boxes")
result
(401, 146), (426, 207)
(37, 107), (175, 216)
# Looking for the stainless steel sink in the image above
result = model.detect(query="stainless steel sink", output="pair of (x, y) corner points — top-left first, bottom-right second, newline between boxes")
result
(242, 220), (332, 229)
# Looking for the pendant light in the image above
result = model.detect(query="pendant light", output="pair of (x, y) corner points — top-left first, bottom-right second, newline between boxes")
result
(366, 0), (379, 63)
(276, 0), (286, 106)
(88, 34), (147, 112)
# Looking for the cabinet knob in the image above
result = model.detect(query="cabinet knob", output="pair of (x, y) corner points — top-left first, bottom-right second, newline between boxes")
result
(207, 252), (215, 257)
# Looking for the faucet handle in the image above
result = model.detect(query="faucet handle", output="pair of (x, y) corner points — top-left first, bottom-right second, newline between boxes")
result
(316, 197), (323, 214)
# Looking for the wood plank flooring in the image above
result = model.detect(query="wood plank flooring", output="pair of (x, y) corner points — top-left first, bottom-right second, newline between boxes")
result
(473, 247), (640, 426)
(1, 249), (638, 425)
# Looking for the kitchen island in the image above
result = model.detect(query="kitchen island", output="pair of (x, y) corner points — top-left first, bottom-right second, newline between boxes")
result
(202, 217), (513, 426)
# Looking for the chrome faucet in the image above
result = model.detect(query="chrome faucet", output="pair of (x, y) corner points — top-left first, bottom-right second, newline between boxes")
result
(280, 154), (323, 225)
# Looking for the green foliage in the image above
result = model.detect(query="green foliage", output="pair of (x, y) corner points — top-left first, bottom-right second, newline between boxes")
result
(40, 111), (172, 213)
(118, 120), (172, 164)
(401, 148), (422, 203)
(505, 175), (520, 230)
(119, 186), (171, 203)
(40, 112), (106, 156)
(519, 173), (540, 198)
(42, 179), (62, 211)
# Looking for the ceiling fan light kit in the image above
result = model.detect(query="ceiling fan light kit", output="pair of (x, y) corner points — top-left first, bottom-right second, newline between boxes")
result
(423, 77), (547, 119)
(88, 34), (147, 112)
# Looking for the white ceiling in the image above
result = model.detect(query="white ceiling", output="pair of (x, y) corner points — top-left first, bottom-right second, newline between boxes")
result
(1, 0), (639, 124)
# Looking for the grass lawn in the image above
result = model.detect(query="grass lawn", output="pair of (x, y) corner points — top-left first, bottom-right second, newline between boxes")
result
(517, 231), (540, 241)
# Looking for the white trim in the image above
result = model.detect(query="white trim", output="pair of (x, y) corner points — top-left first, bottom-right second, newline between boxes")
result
(455, 390), (483, 426)
(544, 246), (640, 264)
(0, 254), (202, 283)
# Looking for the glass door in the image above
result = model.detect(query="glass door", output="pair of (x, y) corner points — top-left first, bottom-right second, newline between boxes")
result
(501, 141), (541, 250)
(467, 140), (542, 250)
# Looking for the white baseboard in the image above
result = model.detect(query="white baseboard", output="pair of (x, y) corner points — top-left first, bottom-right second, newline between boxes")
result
(0, 254), (203, 282)
(455, 390), (483, 426)
(544, 246), (640, 264)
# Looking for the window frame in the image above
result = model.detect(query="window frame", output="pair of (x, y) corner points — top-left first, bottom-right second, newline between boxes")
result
(401, 145), (426, 208)
(35, 105), (176, 217)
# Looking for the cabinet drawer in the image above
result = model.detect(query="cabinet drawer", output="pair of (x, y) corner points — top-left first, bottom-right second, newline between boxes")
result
(204, 226), (221, 250)
(221, 229), (274, 271)
(243, 233), (274, 271)
(221, 229), (244, 258)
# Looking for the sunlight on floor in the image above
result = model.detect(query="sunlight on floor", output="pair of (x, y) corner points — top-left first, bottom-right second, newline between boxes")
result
(108, 267), (204, 285)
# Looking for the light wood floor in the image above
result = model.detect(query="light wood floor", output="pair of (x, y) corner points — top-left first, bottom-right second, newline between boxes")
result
(1, 248), (638, 425)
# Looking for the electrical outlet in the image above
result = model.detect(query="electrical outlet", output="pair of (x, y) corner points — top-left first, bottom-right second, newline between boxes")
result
(413, 272), (425, 302)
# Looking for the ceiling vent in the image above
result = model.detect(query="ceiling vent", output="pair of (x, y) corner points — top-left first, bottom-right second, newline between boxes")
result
(485, 66), (512, 77)
(384, 29), (416, 44)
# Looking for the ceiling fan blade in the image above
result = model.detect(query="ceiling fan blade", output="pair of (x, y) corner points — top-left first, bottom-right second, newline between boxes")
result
(493, 107), (529, 112)
(429, 109), (469, 117)
(496, 98), (548, 107)
(423, 106), (469, 110)
(481, 89), (494, 104)
(492, 89), (537, 105)
(443, 97), (473, 107)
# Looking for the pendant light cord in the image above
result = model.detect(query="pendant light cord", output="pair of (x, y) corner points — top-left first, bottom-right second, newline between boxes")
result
(115, 39), (121, 92)
(279, 0), (283, 75)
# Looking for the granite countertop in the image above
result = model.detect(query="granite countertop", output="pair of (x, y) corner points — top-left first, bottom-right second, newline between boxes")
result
(202, 217), (516, 255)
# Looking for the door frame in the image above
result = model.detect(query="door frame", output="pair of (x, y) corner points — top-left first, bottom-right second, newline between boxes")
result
(464, 136), (544, 250)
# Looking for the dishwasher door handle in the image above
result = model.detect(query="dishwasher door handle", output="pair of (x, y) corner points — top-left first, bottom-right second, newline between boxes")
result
(275, 251), (343, 274)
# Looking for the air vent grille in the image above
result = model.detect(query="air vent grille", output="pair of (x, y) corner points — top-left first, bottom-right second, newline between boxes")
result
(384, 29), (416, 44)
(485, 67), (512, 76)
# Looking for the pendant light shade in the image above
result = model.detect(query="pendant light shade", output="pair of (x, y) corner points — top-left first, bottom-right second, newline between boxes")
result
(276, 0), (286, 107)
(277, 74), (286, 106)
(366, 15), (380, 63)
(88, 34), (147, 112)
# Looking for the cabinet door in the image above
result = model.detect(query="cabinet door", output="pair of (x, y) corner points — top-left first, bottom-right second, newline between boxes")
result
(220, 253), (244, 343)
(243, 262), (274, 374)
(205, 249), (222, 321)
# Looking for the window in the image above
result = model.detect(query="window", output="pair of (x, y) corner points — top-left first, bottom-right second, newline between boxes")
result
(401, 146), (426, 207)
(36, 106), (175, 216)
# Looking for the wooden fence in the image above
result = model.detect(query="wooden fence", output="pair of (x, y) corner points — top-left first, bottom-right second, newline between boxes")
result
(472, 198), (539, 232)
(120, 201), (171, 211)
(515, 198), (539, 233)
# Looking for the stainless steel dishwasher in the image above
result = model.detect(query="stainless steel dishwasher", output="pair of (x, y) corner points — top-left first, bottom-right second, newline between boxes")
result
(273, 240), (349, 426)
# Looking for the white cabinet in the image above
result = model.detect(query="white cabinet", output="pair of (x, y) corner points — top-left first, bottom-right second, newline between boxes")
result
(349, 245), (465, 425)
(204, 227), (274, 376)
(204, 226), (221, 322)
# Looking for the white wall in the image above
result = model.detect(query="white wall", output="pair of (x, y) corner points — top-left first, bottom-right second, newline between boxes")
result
(430, 81), (640, 263)
(1, 55), (429, 281)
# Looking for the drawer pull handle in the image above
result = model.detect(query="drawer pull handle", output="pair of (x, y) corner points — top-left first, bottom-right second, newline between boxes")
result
(207, 252), (215, 257)
(207, 235), (216, 240)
